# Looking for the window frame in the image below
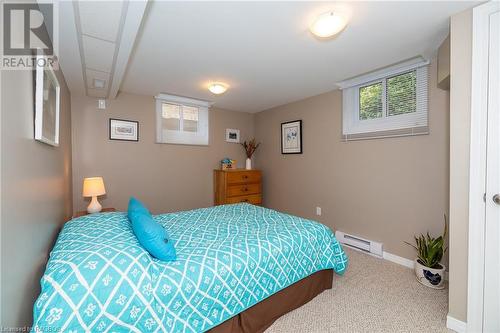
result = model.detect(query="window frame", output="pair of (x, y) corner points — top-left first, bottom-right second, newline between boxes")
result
(339, 58), (429, 141)
(155, 94), (211, 146)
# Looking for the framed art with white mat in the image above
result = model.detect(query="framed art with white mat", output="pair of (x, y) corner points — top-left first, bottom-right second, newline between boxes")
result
(225, 128), (240, 143)
(281, 120), (302, 154)
(109, 118), (139, 141)
(34, 52), (60, 146)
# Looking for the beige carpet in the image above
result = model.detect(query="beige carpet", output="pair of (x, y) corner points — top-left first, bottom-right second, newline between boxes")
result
(266, 247), (450, 333)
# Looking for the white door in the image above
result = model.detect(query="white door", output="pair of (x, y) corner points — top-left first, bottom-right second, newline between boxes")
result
(483, 9), (499, 333)
(468, 2), (500, 332)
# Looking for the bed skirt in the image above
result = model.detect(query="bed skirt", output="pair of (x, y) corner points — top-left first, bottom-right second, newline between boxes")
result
(208, 269), (333, 333)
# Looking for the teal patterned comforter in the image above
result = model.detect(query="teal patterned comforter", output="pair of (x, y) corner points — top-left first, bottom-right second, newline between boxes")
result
(33, 203), (348, 332)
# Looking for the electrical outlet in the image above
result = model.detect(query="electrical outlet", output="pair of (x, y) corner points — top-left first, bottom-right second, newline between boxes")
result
(316, 207), (322, 216)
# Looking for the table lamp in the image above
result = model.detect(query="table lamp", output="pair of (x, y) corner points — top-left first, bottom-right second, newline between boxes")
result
(82, 177), (106, 213)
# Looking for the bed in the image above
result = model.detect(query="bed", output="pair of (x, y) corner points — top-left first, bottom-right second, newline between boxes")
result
(32, 203), (348, 332)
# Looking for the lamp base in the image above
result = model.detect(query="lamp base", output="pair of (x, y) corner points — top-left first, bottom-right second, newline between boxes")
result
(87, 196), (102, 214)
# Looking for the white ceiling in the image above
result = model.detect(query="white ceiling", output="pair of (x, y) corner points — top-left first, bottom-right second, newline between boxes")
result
(74, 1), (125, 97)
(59, 0), (146, 99)
(59, 1), (475, 113)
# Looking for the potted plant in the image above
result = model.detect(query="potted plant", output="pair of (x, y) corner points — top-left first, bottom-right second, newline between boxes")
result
(240, 139), (260, 170)
(405, 215), (448, 289)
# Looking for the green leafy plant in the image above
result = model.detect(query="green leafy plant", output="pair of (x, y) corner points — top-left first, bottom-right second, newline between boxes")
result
(240, 139), (261, 158)
(404, 215), (448, 269)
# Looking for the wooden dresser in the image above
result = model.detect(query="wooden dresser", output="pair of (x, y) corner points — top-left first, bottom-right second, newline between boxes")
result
(214, 169), (262, 205)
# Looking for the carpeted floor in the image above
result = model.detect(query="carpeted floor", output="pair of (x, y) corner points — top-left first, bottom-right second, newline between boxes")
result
(266, 247), (450, 333)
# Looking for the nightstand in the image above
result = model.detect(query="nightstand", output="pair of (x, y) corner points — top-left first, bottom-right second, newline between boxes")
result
(73, 208), (116, 218)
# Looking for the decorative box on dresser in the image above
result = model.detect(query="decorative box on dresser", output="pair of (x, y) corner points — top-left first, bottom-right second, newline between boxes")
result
(214, 169), (262, 205)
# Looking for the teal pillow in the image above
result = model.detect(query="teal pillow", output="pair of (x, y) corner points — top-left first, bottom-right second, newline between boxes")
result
(128, 197), (151, 218)
(127, 198), (176, 261)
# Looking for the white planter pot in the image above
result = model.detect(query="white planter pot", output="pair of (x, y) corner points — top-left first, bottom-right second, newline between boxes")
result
(414, 259), (445, 289)
(245, 158), (252, 170)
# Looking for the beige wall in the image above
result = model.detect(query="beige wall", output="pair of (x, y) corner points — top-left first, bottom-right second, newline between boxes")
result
(254, 59), (449, 263)
(71, 93), (254, 213)
(448, 8), (472, 323)
(1, 68), (73, 327)
(438, 34), (451, 90)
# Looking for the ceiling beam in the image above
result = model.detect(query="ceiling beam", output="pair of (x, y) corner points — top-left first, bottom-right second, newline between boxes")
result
(108, 0), (149, 99)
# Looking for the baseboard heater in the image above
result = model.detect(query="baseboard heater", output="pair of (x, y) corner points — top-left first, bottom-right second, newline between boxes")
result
(335, 231), (383, 257)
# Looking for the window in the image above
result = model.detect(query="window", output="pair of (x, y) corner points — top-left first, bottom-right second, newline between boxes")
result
(161, 103), (199, 132)
(387, 71), (416, 116)
(359, 82), (383, 120)
(339, 58), (429, 141)
(162, 103), (181, 131)
(155, 94), (210, 145)
(182, 105), (199, 132)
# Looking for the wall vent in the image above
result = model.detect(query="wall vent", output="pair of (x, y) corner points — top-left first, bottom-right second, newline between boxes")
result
(335, 231), (383, 257)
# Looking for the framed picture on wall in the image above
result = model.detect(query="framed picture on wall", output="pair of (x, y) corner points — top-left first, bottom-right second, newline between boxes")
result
(34, 52), (60, 147)
(225, 128), (240, 143)
(281, 120), (302, 154)
(109, 118), (139, 141)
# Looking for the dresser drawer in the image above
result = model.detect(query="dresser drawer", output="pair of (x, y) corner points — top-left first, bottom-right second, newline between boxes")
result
(214, 169), (263, 206)
(226, 194), (262, 205)
(226, 183), (261, 197)
(226, 171), (261, 184)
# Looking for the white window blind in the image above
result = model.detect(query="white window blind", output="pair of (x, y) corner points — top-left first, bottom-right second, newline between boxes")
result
(155, 94), (210, 145)
(339, 57), (429, 141)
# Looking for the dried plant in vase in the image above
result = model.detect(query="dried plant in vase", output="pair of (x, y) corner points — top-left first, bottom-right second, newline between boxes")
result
(240, 139), (260, 170)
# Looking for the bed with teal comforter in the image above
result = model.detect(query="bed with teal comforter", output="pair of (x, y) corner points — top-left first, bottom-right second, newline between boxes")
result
(33, 203), (348, 332)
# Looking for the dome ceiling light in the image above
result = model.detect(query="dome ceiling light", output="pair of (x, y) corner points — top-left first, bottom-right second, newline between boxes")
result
(208, 82), (228, 95)
(310, 11), (348, 38)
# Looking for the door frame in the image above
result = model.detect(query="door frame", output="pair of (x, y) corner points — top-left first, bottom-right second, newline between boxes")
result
(467, 2), (500, 332)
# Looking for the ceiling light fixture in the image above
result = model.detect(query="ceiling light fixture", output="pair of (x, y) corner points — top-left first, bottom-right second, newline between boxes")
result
(93, 78), (106, 89)
(208, 82), (228, 95)
(310, 11), (348, 38)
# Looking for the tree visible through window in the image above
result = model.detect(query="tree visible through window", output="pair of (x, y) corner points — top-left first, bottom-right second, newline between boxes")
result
(358, 70), (417, 120)
(387, 71), (416, 116)
(341, 59), (428, 140)
(359, 82), (383, 120)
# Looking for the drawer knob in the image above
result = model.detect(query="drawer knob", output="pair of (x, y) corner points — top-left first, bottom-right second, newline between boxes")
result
(243, 175), (248, 179)
(241, 199), (248, 202)
(243, 187), (248, 192)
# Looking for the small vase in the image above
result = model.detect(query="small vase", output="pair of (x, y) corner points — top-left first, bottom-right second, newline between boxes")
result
(245, 158), (252, 170)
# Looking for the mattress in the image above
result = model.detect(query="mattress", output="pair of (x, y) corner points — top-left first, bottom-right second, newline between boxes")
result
(32, 203), (348, 332)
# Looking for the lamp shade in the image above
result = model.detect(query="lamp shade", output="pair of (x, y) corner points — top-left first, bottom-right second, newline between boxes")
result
(82, 177), (106, 197)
